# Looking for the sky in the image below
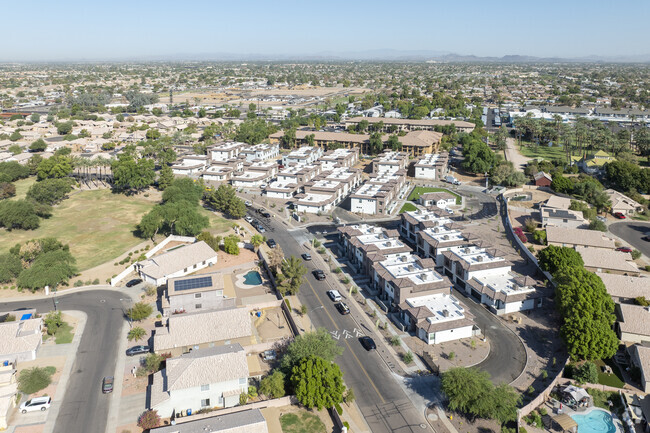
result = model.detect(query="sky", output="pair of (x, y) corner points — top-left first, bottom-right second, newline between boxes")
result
(3, 0), (649, 61)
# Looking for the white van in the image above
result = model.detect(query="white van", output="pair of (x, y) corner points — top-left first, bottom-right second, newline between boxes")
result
(20, 396), (51, 413)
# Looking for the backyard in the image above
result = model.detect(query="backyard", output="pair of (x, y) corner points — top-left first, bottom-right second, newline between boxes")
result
(408, 186), (462, 205)
(280, 411), (326, 433)
(0, 188), (231, 271)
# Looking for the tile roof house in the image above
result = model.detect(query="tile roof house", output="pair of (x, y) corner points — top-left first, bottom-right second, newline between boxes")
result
(630, 345), (650, 393)
(616, 304), (650, 344)
(136, 241), (218, 286)
(0, 313), (42, 364)
(540, 207), (587, 229)
(150, 344), (250, 417)
(596, 273), (649, 302)
(0, 362), (17, 430)
(418, 192), (457, 209)
(153, 307), (253, 356)
(576, 246), (640, 276)
(162, 272), (234, 317)
(151, 408), (268, 433)
(605, 189), (643, 216)
(546, 227), (615, 250)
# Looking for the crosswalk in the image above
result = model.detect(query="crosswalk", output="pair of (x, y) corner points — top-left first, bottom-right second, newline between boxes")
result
(330, 327), (365, 340)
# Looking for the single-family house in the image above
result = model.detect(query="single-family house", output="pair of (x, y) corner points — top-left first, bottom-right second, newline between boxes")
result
(162, 273), (233, 316)
(605, 189), (644, 216)
(417, 192), (457, 209)
(150, 344), (250, 417)
(576, 246), (640, 276)
(545, 227), (615, 250)
(616, 304), (650, 344)
(150, 408), (268, 433)
(596, 273), (649, 303)
(0, 311), (42, 364)
(135, 241), (218, 287)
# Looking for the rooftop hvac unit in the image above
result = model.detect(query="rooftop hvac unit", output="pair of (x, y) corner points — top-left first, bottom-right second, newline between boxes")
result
(477, 256), (484, 262)
(464, 247), (471, 254)
(384, 242), (392, 247)
(401, 256), (408, 262)
(434, 227), (439, 233)
(442, 309), (450, 317)
(407, 265), (415, 272)
(420, 273), (428, 280)
(443, 235), (449, 240)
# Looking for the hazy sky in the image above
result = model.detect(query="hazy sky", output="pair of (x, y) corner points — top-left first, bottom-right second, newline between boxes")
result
(3, 0), (649, 61)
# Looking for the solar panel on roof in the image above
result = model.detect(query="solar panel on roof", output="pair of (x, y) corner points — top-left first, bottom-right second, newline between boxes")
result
(173, 276), (213, 291)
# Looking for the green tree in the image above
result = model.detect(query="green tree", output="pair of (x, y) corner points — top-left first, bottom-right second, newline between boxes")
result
(259, 370), (285, 398)
(442, 367), (493, 417)
(127, 302), (153, 321)
(44, 311), (63, 336)
(489, 384), (522, 425)
(30, 114), (40, 123)
(144, 353), (165, 372)
(223, 235), (240, 255)
(26, 178), (74, 205)
(234, 119), (276, 145)
(157, 164), (174, 191)
(16, 248), (77, 290)
(111, 154), (156, 193)
(145, 128), (161, 140)
(573, 361), (598, 384)
(29, 138), (47, 152)
(8, 144), (22, 155)
(162, 177), (203, 205)
(137, 409), (161, 430)
(588, 219), (607, 232)
(196, 231), (220, 251)
(127, 327), (147, 341)
(537, 245), (584, 277)
(551, 174), (574, 194)
(0, 200), (44, 230)
(56, 121), (73, 135)
(291, 356), (345, 410)
(555, 268), (618, 360)
(462, 139), (496, 174)
(9, 131), (22, 142)
(276, 255), (307, 295)
(228, 197), (247, 219)
(37, 155), (74, 180)
(280, 328), (344, 373)
(0, 182), (16, 200)
(0, 253), (22, 282)
(387, 134), (402, 151)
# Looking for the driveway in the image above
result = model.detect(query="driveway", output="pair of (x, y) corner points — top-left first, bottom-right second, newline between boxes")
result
(609, 221), (650, 259)
(1, 290), (131, 433)
(504, 137), (532, 172)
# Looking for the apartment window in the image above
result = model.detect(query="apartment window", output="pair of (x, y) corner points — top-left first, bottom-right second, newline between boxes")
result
(201, 384), (210, 391)
(203, 260), (206, 265)
(193, 264), (197, 269)
(184, 268), (188, 273)
(195, 293), (202, 298)
(195, 304), (202, 309)
(201, 398), (210, 407)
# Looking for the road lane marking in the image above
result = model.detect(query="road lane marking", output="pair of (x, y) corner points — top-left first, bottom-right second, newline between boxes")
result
(343, 329), (353, 339)
(304, 278), (386, 404)
(330, 330), (340, 340)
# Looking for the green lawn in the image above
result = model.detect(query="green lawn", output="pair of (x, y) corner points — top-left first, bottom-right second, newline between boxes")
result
(0, 189), (156, 271)
(518, 144), (568, 161)
(595, 359), (626, 388)
(11, 177), (37, 200)
(280, 412), (326, 433)
(399, 202), (418, 213)
(54, 322), (74, 344)
(408, 186), (462, 205)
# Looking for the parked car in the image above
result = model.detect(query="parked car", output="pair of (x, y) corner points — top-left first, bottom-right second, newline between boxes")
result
(125, 279), (142, 288)
(613, 212), (626, 219)
(245, 215), (253, 223)
(301, 253), (312, 261)
(256, 225), (266, 233)
(616, 247), (633, 253)
(597, 215), (607, 223)
(335, 302), (350, 315)
(257, 208), (265, 214)
(359, 336), (376, 351)
(261, 212), (271, 219)
(20, 396), (51, 414)
(126, 345), (150, 356)
(313, 270), (326, 280)
(244, 201), (252, 207)
(267, 239), (277, 248)
(102, 376), (114, 394)
(642, 236), (650, 242)
(327, 290), (342, 302)
(260, 349), (277, 362)
(260, 183), (268, 189)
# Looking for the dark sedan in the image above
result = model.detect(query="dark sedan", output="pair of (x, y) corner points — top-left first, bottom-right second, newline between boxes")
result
(313, 270), (326, 280)
(125, 279), (142, 287)
(267, 239), (277, 248)
(359, 336), (376, 351)
(126, 345), (150, 356)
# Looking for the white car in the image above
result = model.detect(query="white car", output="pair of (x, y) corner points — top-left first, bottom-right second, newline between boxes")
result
(260, 183), (267, 189)
(327, 290), (342, 302)
(245, 201), (252, 207)
(245, 215), (253, 223)
(20, 396), (51, 413)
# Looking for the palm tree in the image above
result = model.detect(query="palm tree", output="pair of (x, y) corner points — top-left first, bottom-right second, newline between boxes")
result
(127, 327), (146, 342)
(251, 234), (265, 252)
(277, 255), (307, 296)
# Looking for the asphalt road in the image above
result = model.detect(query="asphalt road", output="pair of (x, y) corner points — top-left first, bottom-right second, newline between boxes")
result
(1, 290), (131, 433)
(257, 212), (434, 433)
(609, 221), (650, 259)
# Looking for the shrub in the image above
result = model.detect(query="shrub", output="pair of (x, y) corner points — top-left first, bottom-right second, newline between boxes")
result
(541, 369), (548, 379)
(333, 267), (342, 274)
(239, 392), (248, 405)
(635, 297), (650, 307)
(390, 336), (401, 346)
(513, 227), (528, 243)
(527, 385), (535, 394)
(300, 305), (307, 316)
(312, 239), (321, 248)
(335, 403), (343, 415)
(403, 351), (414, 364)
(588, 219), (607, 232)
(574, 361), (598, 384)
(341, 277), (350, 285)
(646, 265), (650, 272)
(127, 302), (153, 321)
(137, 409), (161, 430)
(18, 367), (53, 394)
(631, 250), (642, 260)
(533, 229), (547, 245)
(92, 278), (100, 285)
(74, 280), (83, 287)
(448, 352), (455, 360)
(524, 218), (537, 233)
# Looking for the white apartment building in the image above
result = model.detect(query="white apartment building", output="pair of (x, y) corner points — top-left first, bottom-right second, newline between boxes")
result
(281, 146), (323, 166)
(339, 224), (411, 275)
(400, 207), (454, 243)
(417, 224), (472, 267)
(466, 273), (540, 315)
(319, 147), (359, 170)
(414, 153), (449, 180)
(349, 171), (407, 215)
(265, 180), (299, 199)
(399, 293), (476, 345)
(442, 245), (512, 292)
(372, 151), (409, 175)
(240, 144), (279, 162)
(209, 141), (244, 162)
(276, 164), (321, 185)
(231, 161), (277, 188)
(171, 155), (209, 176)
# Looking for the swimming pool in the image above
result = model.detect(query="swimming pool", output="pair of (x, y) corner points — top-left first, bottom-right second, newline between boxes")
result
(571, 409), (617, 433)
(243, 271), (263, 285)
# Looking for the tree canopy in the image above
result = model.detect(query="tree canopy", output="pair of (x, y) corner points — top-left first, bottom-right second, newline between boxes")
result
(205, 184), (247, 219)
(290, 356), (345, 410)
(555, 268), (618, 360)
(281, 328), (344, 373)
(0, 200), (50, 230)
(234, 119), (277, 145)
(37, 155), (74, 180)
(111, 153), (156, 193)
(537, 245), (584, 277)
(12, 239), (77, 290)
(26, 178), (75, 205)
(276, 255), (307, 295)
(462, 135), (496, 173)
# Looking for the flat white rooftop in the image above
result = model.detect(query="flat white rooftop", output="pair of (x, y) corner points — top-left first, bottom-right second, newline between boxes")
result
(354, 183), (384, 197)
(417, 153), (444, 166)
(279, 164), (319, 176)
(406, 209), (453, 225)
(297, 192), (334, 204)
(312, 179), (342, 189)
(285, 146), (320, 158)
(212, 141), (245, 150)
(422, 226), (465, 242)
(356, 232), (405, 250)
(233, 171), (266, 180)
(380, 253), (443, 285)
(406, 293), (466, 325)
(472, 272), (535, 297)
(267, 180), (296, 190)
(322, 148), (356, 159)
(448, 245), (505, 266)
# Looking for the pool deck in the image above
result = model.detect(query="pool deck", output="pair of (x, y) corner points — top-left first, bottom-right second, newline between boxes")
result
(569, 407), (624, 433)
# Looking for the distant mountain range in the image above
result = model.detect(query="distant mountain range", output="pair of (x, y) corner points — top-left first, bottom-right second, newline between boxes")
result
(135, 50), (650, 63)
(7, 50), (650, 63)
